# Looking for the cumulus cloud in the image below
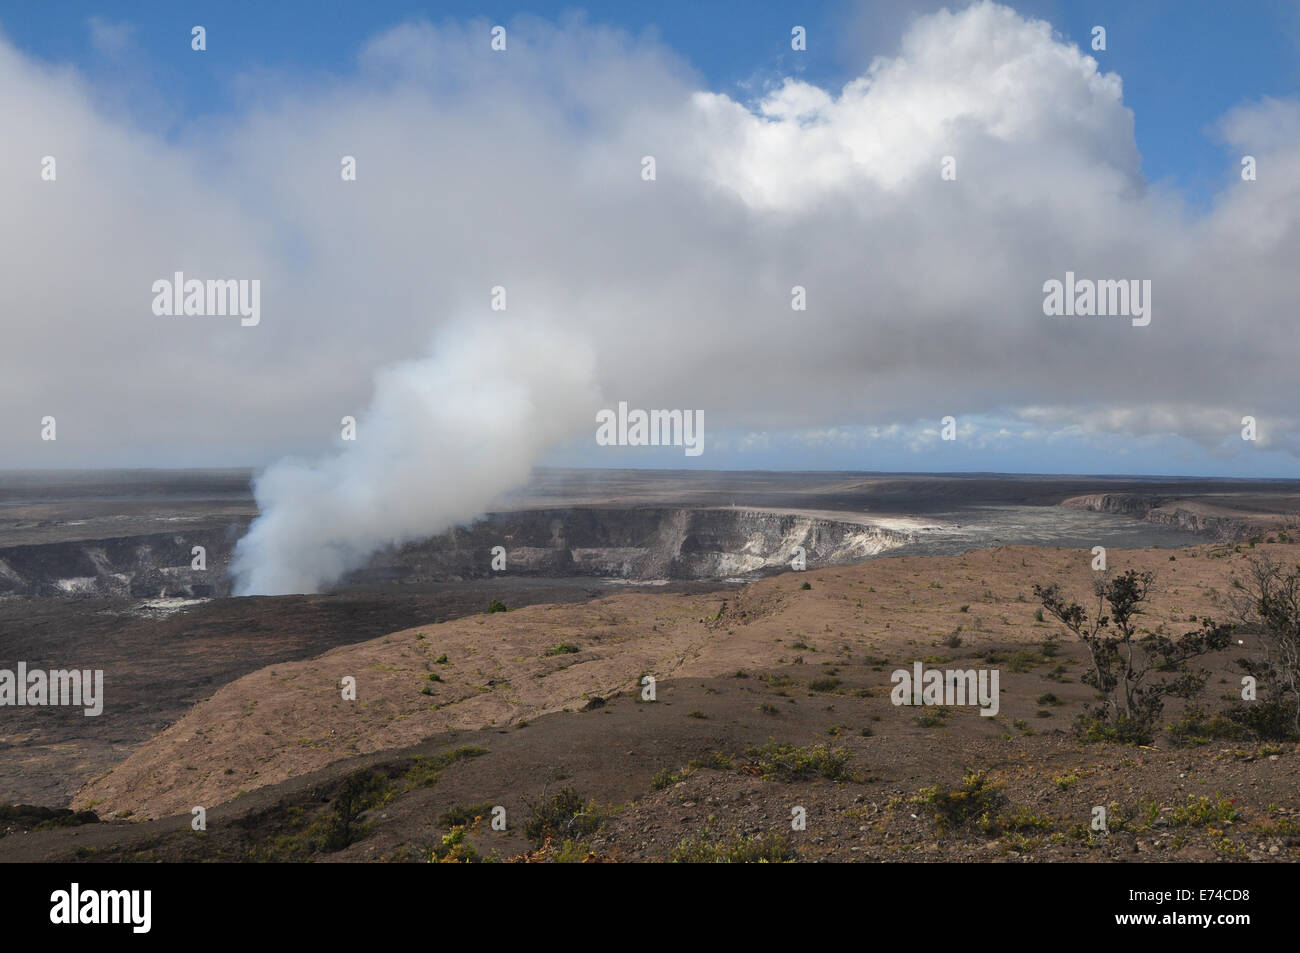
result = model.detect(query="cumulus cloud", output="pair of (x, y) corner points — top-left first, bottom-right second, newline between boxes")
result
(0, 2), (1297, 590)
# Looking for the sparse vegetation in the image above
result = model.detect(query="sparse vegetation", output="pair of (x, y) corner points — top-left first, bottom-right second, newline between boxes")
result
(650, 752), (734, 790)
(400, 746), (489, 791)
(431, 825), (482, 863)
(916, 770), (1007, 833)
(1169, 794), (1238, 828)
(915, 706), (951, 728)
(1226, 554), (1300, 739)
(437, 802), (495, 828)
(1053, 773), (1080, 791)
(670, 829), (796, 863)
(522, 789), (604, 847)
(742, 742), (853, 782)
(1167, 707), (1247, 746)
(305, 769), (393, 855)
(1035, 569), (1233, 743)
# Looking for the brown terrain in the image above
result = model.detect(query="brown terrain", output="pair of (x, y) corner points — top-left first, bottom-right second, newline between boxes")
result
(5, 537), (1299, 863)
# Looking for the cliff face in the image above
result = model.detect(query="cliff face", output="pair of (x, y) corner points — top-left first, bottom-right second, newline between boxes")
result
(1060, 494), (1257, 540)
(0, 508), (916, 597)
(0, 527), (243, 598)
(351, 507), (916, 584)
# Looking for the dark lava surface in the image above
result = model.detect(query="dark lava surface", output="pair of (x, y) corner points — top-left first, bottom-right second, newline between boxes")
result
(0, 577), (729, 806)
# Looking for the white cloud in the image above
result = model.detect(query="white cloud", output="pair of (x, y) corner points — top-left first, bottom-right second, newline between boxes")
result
(1, 2), (1297, 588)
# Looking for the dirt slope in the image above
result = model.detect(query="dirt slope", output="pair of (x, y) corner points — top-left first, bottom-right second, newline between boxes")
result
(72, 540), (1278, 821)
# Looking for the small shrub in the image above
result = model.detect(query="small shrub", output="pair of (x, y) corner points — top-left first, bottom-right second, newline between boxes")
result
(670, 830), (796, 863)
(1076, 712), (1153, 746)
(431, 826), (481, 863)
(917, 770), (1007, 833)
(438, 802), (495, 828)
(915, 707), (950, 728)
(523, 789), (603, 847)
(743, 742), (852, 782)
(1166, 707), (1247, 747)
(1169, 794), (1238, 828)
(1053, 773), (1080, 791)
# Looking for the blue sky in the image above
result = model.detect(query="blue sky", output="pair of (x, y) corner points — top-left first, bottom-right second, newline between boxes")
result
(3, 2), (1299, 478)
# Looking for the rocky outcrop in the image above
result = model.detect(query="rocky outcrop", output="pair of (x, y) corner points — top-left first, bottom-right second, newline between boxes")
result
(1061, 494), (1261, 541)
(0, 527), (244, 598)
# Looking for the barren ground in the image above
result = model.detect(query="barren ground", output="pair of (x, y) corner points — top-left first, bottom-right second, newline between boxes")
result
(6, 539), (1297, 863)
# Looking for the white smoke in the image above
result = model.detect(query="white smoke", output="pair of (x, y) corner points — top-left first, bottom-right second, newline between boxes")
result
(230, 318), (599, 594)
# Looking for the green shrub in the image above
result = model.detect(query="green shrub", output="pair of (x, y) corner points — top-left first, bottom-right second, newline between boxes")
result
(1169, 794), (1238, 827)
(1222, 699), (1300, 742)
(1077, 712), (1154, 745)
(431, 826), (482, 863)
(437, 802), (495, 828)
(523, 789), (603, 847)
(742, 742), (852, 782)
(670, 830), (796, 863)
(916, 770), (1007, 833)
(1166, 708), (1248, 747)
